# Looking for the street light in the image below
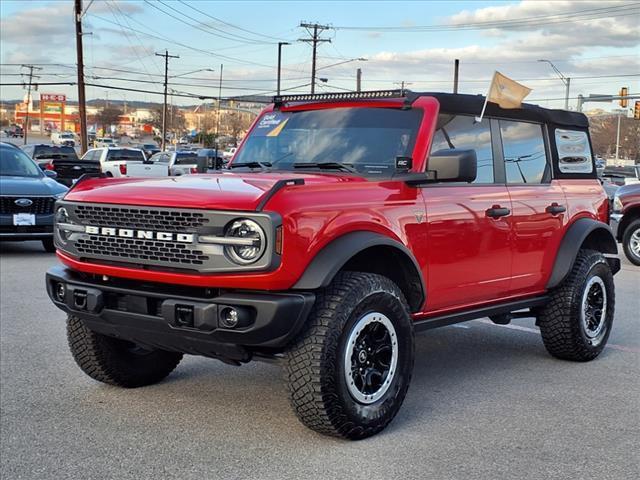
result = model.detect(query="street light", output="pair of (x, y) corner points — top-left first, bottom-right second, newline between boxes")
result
(317, 57), (367, 71)
(170, 68), (215, 79)
(277, 42), (290, 96)
(538, 59), (571, 110)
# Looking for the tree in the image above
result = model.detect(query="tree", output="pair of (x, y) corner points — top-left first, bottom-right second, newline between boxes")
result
(590, 115), (640, 161)
(225, 111), (252, 141)
(96, 106), (123, 135)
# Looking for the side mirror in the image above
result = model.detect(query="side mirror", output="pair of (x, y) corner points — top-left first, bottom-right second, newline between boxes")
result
(428, 149), (477, 183)
(43, 169), (58, 178)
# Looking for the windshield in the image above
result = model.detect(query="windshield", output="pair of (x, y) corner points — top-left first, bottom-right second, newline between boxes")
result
(0, 146), (43, 177)
(174, 152), (198, 165)
(60, 134), (74, 139)
(33, 146), (78, 160)
(232, 107), (422, 176)
(106, 149), (145, 161)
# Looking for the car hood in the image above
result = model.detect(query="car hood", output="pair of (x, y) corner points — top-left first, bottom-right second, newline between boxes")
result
(63, 171), (367, 210)
(0, 176), (68, 196)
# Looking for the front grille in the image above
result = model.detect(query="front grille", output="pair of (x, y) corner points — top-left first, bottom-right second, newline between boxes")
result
(75, 235), (210, 266)
(74, 205), (210, 232)
(0, 196), (56, 214)
(0, 225), (53, 234)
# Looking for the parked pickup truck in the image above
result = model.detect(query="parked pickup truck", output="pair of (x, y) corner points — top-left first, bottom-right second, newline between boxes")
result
(21, 144), (100, 186)
(80, 147), (168, 178)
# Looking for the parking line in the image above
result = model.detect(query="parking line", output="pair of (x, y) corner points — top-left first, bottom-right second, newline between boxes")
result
(475, 319), (640, 354)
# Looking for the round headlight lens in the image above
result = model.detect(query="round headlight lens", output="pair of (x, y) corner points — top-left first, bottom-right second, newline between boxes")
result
(224, 218), (266, 264)
(55, 207), (70, 243)
(612, 194), (623, 212)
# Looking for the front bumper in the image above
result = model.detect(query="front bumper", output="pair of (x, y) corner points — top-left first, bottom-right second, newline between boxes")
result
(46, 266), (314, 363)
(610, 213), (622, 240)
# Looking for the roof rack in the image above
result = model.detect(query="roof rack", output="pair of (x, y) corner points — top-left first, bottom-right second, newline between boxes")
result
(273, 89), (413, 107)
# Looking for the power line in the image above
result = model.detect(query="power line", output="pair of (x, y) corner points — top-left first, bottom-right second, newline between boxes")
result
(298, 22), (332, 94)
(334, 3), (639, 31)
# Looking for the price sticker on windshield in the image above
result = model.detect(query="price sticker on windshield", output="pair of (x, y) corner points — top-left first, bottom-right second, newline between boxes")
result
(13, 213), (36, 226)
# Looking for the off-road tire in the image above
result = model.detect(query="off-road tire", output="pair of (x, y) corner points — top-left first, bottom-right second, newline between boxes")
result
(538, 249), (615, 361)
(621, 219), (640, 266)
(42, 238), (56, 252)
(285, 272), (415, 439)
(67, 315), (183, 388)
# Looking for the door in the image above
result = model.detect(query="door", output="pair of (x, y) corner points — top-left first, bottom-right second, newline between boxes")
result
(498, 119), (567, 294)
(422, 114), (512, 311)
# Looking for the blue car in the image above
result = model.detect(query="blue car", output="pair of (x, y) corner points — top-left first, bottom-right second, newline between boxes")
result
(0, 142), (68, 251)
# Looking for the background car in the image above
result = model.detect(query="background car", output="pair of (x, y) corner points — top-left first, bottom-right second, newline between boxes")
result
(149, 150), (199, 176)
(3, 125), (24, 138)
(601, 165), (640, 186)
(82, 147), (166, 177)
(197, 148), (225, 171)
(93, 137), (117, 148)
(50, 132), (76, 147)
(222, 146), (237, 160)
(136, 143), (160, 158)
(611, 184), (640, 266)
(21, 144), (101, 186)
(0, 142), (67, 251)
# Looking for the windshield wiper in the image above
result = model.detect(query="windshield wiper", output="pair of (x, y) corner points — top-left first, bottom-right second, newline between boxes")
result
(229, 161), (272, 169)
(293, 162), (356, 173)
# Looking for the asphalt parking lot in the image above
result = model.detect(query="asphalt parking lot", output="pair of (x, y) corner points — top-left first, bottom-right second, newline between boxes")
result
(1, 241), (638, 479)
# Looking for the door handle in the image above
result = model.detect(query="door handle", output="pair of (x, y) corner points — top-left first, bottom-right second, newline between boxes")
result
(545, 203), (566, 215)
(485, 206), (511, 218)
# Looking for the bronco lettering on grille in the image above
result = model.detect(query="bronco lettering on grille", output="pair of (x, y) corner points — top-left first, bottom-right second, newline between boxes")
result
(84, 225), (194, 243)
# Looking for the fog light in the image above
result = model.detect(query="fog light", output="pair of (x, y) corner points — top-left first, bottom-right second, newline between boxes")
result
(220, 307), (239, 328)
(56, 283), (66, 302)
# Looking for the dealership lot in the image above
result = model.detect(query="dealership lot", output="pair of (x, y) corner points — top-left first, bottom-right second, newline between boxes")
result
(0, 241), (638, 479)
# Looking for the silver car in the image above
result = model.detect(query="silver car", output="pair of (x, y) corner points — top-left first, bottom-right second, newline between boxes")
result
(149, 150), (199, 176)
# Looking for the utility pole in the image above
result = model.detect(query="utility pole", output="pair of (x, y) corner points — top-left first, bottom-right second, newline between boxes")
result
(538, 59), (570, 110)
(615, 110), (623, 161)
(298, 22), (331, 94)
(215, 64), (223, 151)
(277, 42), (290, 96)
(155, 50), (179, 151)
(21, 64), (41, 145)
(453, 59), (460, 94)
(74, 0), (88, 153)
(356, 68), (362, 92)
(394, 81), (413, 96)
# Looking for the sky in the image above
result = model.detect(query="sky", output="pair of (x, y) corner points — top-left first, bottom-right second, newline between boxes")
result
(0, 0), (638, 111)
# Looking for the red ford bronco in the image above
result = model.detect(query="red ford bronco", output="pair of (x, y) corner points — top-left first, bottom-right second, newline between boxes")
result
(47, 91), (620, 439)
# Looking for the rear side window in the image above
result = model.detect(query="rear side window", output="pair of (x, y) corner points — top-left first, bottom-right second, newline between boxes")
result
(500, 120), (548, 184)
(174, 153), (198, 165)
(106, 149), (145, 161)
(430, 115), (494, 184)
(555, 129), (593, 174)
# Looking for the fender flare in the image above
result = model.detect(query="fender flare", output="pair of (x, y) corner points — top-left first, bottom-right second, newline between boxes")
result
(547, 218), (618, 289)
(292, 231), (426, 306)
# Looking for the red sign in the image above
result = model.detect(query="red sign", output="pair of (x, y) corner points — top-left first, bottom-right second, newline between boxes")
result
(40, 93), (66, 102)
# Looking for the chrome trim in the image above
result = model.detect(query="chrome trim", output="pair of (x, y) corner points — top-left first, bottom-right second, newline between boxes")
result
(198, 235), (259, 246)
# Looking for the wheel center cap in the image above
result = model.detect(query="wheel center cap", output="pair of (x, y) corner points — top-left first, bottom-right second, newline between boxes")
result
(358, 350), (368, 363)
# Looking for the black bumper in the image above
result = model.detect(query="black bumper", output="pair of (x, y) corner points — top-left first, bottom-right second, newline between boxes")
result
(46, 266), (315, 363)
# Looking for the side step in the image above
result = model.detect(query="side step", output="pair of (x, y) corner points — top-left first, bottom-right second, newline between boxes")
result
(414, 296), (549, 332)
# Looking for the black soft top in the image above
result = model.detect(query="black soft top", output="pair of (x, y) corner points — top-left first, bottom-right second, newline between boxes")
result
(422, 92), (588, 129)
(272, 90), (589, 129)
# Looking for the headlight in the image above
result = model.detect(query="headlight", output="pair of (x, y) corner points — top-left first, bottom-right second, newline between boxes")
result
(55, 207), (70, 244)
(612, 194), (623, 212)
(223, 218), (266, 264)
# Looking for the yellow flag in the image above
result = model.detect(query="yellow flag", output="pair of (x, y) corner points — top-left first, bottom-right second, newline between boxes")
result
(487, 71), (532, 108)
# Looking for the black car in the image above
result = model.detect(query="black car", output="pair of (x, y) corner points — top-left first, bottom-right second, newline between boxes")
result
(4, 125), (24, 138)
(137, 143), (160, 159)
(21, 144), (100, 187)
(0, 142), (68, 251)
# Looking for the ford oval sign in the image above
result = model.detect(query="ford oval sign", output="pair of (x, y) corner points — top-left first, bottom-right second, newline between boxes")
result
(14, 198), (33, 207)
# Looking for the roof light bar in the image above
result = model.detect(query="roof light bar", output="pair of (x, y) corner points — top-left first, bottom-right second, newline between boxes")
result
(273, 89), (408, 106)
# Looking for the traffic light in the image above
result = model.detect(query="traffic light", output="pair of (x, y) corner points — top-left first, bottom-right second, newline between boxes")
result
(619, 87), (628, 108)
(635, 101), (640, 120)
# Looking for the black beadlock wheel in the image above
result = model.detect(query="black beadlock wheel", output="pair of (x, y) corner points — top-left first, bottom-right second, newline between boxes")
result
(67, 315), (183, 388)
(622, 219), (640, 266)
(538, 249), (615, 361)
(284, 272), (415, 440)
